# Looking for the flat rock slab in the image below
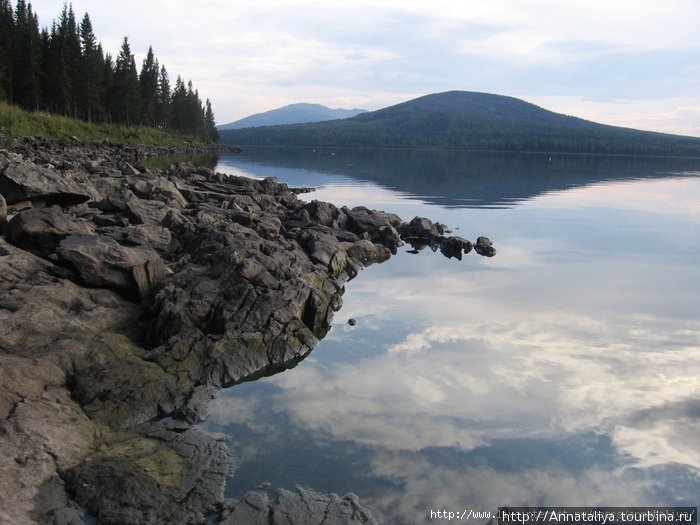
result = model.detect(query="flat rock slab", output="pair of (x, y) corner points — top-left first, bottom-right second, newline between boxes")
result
(0, 159), (92, 206)
(8, 206), (94, 258)
(57, 234), (166, 300)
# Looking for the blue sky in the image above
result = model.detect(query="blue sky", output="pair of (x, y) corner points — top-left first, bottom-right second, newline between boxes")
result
(30, 0), (700, 136)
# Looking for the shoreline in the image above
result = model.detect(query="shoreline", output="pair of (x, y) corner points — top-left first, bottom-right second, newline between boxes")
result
(0, 137), (492, 524)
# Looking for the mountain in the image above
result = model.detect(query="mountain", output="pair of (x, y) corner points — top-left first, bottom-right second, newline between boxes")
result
(219, 91), (700, 157)
(217, 103), (368, 130)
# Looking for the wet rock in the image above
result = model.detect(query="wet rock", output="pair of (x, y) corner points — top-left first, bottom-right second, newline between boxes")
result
(57, 234), (166, 300)
(0, 159), (91, 206)
(347, 239), (391, 265)
(63, 423), (235, 525)
(474, 235), (497, 257)
(399, 216), (444, 238)
(344, 206), (402, 252)
(347, 318), (357, 326)
(7, 207), (94, 258)
(440, 236), (473, 261)
(218, 486), (378, 525)
(304, 200), (339, 227)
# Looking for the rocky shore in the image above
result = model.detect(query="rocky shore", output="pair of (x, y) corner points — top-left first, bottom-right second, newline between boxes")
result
(0, 137), (494, 524)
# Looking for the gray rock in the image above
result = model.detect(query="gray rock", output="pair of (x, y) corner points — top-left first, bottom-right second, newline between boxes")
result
(128, 174), (188, 208)
(0, 193), (6, 223)
(345, 206), (402, 251)
(399, 216), (444, 238)
(0, 159), (91, 205)
(102, 224), (173, 252)
(347, 239), (391, 265)
(474, 236), (497, 257)
(124, 190), (171, 225)
(7, 207), (94, 258)
(304, 200), (339, 227)
(440, 236), (473, 261)
(57, 234), (166, 300)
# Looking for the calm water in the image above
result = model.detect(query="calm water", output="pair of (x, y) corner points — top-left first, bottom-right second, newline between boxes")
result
(201, 147), (700, 523)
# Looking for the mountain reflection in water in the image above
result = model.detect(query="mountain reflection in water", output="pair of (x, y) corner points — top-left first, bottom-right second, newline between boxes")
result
(201, 147), (700, 524)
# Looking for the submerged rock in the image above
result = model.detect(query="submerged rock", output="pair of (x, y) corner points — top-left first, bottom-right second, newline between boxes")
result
(218, 486), (378, 525)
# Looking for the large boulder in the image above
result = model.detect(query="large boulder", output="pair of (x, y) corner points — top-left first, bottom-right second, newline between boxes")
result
(7, 207), (94, 258)
(0, 159), (92, 205)
(57, 234), (166, 300)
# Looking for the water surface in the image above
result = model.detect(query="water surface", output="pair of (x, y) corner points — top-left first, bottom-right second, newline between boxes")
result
(202, 147), (700, 523)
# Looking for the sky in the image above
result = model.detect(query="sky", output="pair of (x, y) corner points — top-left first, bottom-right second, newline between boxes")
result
(29, 0), (700, 136)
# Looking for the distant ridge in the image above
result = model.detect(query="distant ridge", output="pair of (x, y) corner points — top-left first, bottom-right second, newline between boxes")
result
(219, 91), (700, 157)
(217, 103), (368, 130)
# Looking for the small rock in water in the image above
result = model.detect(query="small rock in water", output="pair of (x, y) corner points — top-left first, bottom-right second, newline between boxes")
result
(257, 482), (272, 490)
(474, 236), (496, 257)
(348, 318), (357, 326)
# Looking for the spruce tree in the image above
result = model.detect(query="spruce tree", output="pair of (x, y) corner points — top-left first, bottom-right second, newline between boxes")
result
(113, 37), (140, 126)
(101, 52), (114, 123)
(79, 13), (102, 122)
(154, 64), (170, 129)
(139, 46), (159, 126)
(204, 99), (218, 143)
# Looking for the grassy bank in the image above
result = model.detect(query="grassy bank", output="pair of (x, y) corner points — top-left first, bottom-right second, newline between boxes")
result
(0, 103), (200, 146)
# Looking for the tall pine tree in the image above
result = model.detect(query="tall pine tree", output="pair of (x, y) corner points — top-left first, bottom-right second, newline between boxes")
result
(113, 37), (140, 126)
(78, 13), (102, 122)
(139, 46), (159, 127)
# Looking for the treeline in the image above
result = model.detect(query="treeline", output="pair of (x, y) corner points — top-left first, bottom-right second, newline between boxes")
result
(0, 1), (218, 142)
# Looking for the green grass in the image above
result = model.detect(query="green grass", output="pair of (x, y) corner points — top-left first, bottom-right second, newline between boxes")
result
(0, 103), (199, 146)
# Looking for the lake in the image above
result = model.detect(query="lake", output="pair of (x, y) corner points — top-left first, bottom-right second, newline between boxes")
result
(200, 147), (700, 523)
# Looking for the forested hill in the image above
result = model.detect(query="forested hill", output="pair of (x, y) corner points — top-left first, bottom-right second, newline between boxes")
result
(218, 103), (367, 130)
(219, 91), (700, 156)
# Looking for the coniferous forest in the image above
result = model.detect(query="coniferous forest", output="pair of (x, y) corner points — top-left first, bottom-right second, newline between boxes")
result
(0, 1), (218, 142)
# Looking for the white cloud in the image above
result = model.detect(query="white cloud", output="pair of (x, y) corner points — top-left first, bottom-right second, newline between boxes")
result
(250, 312), (700, 473)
